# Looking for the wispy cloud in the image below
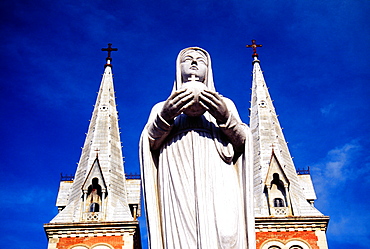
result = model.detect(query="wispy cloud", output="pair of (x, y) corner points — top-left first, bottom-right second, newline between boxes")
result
(320, 103), (336, 116)
(310, 139), (363, 210)
(313, 140), (363, 185)
(2, 183), (54, 207)
(311, 140), (370, 247)
(328, 211), (370, 247)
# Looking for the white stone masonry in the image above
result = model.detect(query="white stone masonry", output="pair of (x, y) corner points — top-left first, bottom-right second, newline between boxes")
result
(249, 57), (322, 217)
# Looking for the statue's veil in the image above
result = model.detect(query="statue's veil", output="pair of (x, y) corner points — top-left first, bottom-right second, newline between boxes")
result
(140, 47), (255, 249)
(172, 47), (216, 92)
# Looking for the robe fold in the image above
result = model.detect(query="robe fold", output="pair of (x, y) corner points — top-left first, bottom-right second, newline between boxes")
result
(140, 47), (255, 249)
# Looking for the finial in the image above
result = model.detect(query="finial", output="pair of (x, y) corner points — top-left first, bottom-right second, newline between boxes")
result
(246, 39), (262, 58)
(101, 43), (118, 68)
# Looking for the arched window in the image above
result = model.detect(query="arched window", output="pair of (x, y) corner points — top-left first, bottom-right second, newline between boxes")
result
(274, 198), (285, 207)
(90, 202), (100, 212)
(268, 246), (281, 249)
(87, 178), (102, 198)
(286, 240), (310, 249)
(86, 178), (103, 213)
(261, 240), (285, 249)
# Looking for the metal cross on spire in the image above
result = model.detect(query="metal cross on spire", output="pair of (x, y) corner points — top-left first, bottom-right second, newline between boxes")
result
(246, 39), (262, 58)
(101, 43), (118, 67)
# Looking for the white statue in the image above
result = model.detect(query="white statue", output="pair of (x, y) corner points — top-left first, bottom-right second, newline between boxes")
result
(140, 47), (255, 249)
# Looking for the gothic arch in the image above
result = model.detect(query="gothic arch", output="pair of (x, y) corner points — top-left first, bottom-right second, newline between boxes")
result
(270, 173), (287, 207)
(86, 178), (103, 213)
(260, 239), (311, 249)
(89, 202), (100, 212)
(263, 151), (292, 216)
(87, 178), (102, 199)
(260, 239), (285, 249)
(285, 239), (311, 249)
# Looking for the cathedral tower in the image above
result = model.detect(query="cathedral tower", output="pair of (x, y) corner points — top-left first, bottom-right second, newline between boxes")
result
(44, 44), (141, 249)
(247, 40), (329, 249)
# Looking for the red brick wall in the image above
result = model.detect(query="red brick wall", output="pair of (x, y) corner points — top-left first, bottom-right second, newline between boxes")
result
(57, 235), (124, 249)
(256, 231), (319, 249)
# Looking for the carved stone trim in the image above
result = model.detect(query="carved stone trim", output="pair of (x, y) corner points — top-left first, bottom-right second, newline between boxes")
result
(44, 221), (139, 239)
(255, 216), (329, 232)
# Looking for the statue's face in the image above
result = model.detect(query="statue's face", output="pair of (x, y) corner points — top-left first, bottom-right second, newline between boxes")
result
(180, 50), (208, 83)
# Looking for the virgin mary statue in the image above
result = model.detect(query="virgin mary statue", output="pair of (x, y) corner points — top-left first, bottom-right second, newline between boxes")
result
(140, 47), (255, 249)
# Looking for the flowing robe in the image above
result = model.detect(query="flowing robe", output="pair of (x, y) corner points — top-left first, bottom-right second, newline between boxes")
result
(140, 99), (254, 249)
(140, 47), (255, 249)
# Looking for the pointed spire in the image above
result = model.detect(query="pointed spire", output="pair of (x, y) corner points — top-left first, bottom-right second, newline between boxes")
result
(248, 45), (322, 217)
(50, 44), (133, 223)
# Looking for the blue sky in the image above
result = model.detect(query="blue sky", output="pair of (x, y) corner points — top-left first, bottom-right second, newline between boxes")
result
(0, 0), (369, 248)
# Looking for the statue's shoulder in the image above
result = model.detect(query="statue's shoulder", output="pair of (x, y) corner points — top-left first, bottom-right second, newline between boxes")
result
(151, 101), (165, 112)
(146, 101), (166, 122)
(222, 97), (237, 108)
(222, 96), (244, 121)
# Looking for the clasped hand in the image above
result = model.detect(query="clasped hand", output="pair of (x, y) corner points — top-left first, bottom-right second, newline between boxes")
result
(160, 88), (230, 124)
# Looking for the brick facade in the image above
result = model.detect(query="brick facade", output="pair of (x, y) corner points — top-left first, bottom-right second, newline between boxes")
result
(256, 231), (319, 249)
(57, 235), (124, 249)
